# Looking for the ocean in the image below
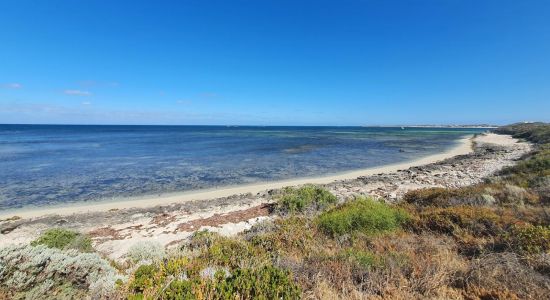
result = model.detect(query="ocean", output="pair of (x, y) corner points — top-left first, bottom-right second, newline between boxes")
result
(0, 125), (488, 210)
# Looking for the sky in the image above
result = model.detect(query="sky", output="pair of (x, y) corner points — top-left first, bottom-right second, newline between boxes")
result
(0, 0), (549, 126)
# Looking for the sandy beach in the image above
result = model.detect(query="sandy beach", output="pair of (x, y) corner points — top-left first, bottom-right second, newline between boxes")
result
(0, 135), (474, 220)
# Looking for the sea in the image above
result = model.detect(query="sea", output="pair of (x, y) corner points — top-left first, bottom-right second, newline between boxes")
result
(0, 125), (489, 210)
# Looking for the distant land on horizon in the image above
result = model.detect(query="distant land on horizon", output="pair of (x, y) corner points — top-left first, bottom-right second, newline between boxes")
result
(369, 124), (498, 128)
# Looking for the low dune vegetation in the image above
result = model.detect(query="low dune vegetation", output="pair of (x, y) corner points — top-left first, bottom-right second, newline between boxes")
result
(0, 237), (124, 299)
(30, 227), (94, 252)
(316, 197), (409, 237)
(494, 122), (550, 144)
(0, 123), (549, 299)
(275, 184), (338, 215)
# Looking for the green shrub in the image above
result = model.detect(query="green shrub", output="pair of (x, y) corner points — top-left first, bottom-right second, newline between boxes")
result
(162, 278), (199, 300)
(316, 198), (409, 237)
(215, 266), (301, 299)
(511, 149), (550, 175)
(157, 266), (301, 299)
(493, 123), (550, 203)
(130, 264), (159, 294)
(505, 224), (550, 255)
(127, 260), (300, 299)
(31, 228), (93, 252)
(200, 236), (268, 269)
(496, 146), (550, 203)
(500, 148), (550, 187)
(276, 185), (337, 214)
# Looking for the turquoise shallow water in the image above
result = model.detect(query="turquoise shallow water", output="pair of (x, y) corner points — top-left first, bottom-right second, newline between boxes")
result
(0, 125), (488, 210)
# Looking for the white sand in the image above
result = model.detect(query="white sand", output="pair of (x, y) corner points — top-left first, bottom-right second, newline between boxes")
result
(1, 134), (481, 219)
(475, 132), (519, 146)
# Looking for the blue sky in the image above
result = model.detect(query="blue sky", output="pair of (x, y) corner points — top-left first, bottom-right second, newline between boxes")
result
(1, 1), (549, 125)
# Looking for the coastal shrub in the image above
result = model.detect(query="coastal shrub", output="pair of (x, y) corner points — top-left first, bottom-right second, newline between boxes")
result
(200, 236), (268, 269)
(316, 197), (409, 237)
(407, 206), (502, 236)
(493, 123), (550, 202)
(402, 187), (487, 207)
(127, 241), (166, 264)
(143, 266), (300, 300)
(129, 264), (159, 294)
(248, 216), (315, 256)
(494, 122), (550, 144)
(339, 249), (382, 270)
(403, 184), (539, 207)
(0, 244), (124, 299)
(508, 148), (550, 176)
(294, 233), (465, 299)
(404, 187), (455, 207)
(161, 278), (198, 300)
(463, 252), (550, 299)
(505, 224), (550, 255)
(126, 256), (300, 299)
(181, 229), (220, 251)
(276, 185), (337, 215)
(342, 248), (410, 273)
(127, 257), (193, 299)
(30, 228), (93, 252)
(215, 266), (301, 299)
(404, 205), (523, 255)
(499, 147), (550, 199)
(296, 254), (358, 294)
(489, 184), (540, 206)
(126, 234), (293, 298)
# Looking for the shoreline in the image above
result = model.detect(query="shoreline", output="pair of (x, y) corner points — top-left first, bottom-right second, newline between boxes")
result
(0, 136), (474, 219)
(0, 132), (532, 259)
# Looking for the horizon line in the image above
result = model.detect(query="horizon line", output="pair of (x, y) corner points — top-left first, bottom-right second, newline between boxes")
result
(0, 123), (501, 128)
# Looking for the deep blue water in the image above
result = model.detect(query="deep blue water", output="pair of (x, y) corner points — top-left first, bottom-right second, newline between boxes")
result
(0, 125), (488, 210)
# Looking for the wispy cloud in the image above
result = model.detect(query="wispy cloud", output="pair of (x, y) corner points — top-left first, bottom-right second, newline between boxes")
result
(177, 99), (193, 105)
(64, 90), (92, 96)
(77, 80), (119, 88)
(3, 83), (22, 89)
(81, 101), (92, 105)
(0, 101), (238, 125)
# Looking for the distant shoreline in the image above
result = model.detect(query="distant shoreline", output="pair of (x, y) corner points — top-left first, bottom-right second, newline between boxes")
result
(0, 135), (474, 219)
(364, 125), (498, 129)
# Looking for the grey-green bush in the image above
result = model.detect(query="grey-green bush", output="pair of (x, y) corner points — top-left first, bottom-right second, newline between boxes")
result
(0, 244), (125, 299)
